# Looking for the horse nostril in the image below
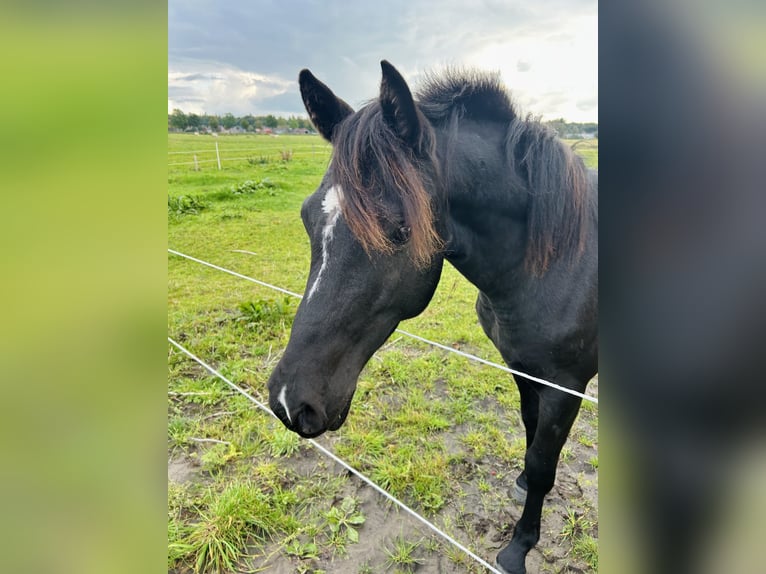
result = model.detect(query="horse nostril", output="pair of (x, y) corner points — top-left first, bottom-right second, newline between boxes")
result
(295, 403), (327, 437)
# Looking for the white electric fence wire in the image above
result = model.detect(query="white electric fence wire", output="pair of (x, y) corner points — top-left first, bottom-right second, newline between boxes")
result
(395, 329), (597, 403)
(168, 249), (302, 298)
(168, 249), (598, 405)
(168, 146), (331, 155)
(167, 337), (504, 574)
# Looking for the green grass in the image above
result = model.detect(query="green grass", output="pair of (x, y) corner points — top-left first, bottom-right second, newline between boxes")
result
(168, 478), (300, 573)
(168, 133), (599, 573)
(385, 535), (424, 571)
(560, 507), (599, 571)
(564, 138), (599, 169)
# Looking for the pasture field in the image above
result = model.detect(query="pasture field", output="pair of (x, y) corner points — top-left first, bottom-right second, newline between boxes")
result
(168, 133), (599, 573)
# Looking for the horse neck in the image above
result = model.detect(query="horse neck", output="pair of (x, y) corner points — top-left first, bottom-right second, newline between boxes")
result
(435, 121), (529, 297)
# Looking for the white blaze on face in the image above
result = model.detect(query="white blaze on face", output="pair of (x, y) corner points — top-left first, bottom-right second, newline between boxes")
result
(277, 385), (292, 423)
(305, 185), (343, 301)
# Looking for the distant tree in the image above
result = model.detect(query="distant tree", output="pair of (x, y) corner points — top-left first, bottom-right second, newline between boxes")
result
(242, 115), (256, 130)
(222, 113), (237, 129)
(168, 109), (341, 133)
(187, 113), (201, 129)
(169, 108), (188, 131)
(541, 118), (598, 139)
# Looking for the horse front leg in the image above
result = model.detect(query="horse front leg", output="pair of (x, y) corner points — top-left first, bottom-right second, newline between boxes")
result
(512, 374), (540, 502)
(497, 388), (583, 574)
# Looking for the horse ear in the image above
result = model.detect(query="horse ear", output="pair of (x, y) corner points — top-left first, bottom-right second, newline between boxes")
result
(299, 69), (354, 142)
(379, 60), (422, 147)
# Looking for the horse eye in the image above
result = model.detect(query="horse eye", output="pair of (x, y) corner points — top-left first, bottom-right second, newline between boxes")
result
(392, 225), (411, 245)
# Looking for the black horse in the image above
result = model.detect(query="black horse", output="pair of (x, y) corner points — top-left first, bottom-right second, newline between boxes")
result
(267, 61), (597, 574)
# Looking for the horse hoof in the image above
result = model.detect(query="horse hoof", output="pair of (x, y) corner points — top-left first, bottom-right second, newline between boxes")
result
(512, 479), (527, 503)
(496, 558), (525, 574)
(497, 546), (527, 574)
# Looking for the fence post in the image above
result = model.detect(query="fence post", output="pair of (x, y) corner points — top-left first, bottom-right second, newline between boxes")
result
(215, 142), (221, 170)
(193, 154), (199, 171)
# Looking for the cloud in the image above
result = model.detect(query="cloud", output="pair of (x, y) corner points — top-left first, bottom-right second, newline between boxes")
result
(168, 0), (597, 121)
(167, 64), (294, 115)
(171, 73), (226, 82)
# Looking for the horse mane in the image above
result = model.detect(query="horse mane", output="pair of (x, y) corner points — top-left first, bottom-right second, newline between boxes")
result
(417, 69), (588, 275)
(416, 68), (517, 125)
(330, 102), (442, 268)
(332, 69), (588, 275)
(505, 117), (588, 275)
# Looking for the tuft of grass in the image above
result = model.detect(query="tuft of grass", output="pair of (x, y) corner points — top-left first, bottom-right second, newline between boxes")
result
(168, 194), (206, 219)
(168, 518), (193, 568)
(561, 508), (591, 541)
(385, 536), (424, 572)
(247, 155), (271, 165)
(168, 484), (198, 568)
(235, 297), (295, 335)
(168, 376), (230, 407)
(199, 441), (239, 472)
(444, 542), (472, 570)
(560, 506), (598, 570)
(267, 426), (301, 457)
(462, 426), (524, 467)
(368, 442), (450, 513)
(462, 430), (489, 458)
(573, 533), (599, 570)
(334, 427), (387, 467)
(168, 415), (197, 448)
(230, 177), (278, 196)
(180, 480), (296, 573)
(560, 445), (575, 462)
(577, 433), (595, 448)
(390, 399), (450, 436)
(186, 483), (276, 572)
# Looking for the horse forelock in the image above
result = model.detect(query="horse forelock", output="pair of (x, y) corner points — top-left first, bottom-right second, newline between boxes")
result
(327, 71), (589, 276)
(330, 102), (442, 268)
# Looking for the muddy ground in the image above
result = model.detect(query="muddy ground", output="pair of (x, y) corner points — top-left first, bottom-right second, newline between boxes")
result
(169, 378), (597, 574)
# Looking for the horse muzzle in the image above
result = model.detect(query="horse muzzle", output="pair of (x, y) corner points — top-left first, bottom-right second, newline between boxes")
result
(268, 385), (354, 438)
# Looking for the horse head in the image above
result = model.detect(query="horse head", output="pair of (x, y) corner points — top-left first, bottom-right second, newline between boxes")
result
(267, 62), (445, 438)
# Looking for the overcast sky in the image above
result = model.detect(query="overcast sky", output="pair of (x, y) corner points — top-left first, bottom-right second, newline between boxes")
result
(168, 0), (597, 122)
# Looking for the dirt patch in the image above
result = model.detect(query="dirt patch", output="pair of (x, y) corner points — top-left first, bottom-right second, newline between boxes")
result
(168, 454), (201, 485)
(244, 409), (597, 574)
(169, 365), (598, 573)
(245, 451), (596, 573)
